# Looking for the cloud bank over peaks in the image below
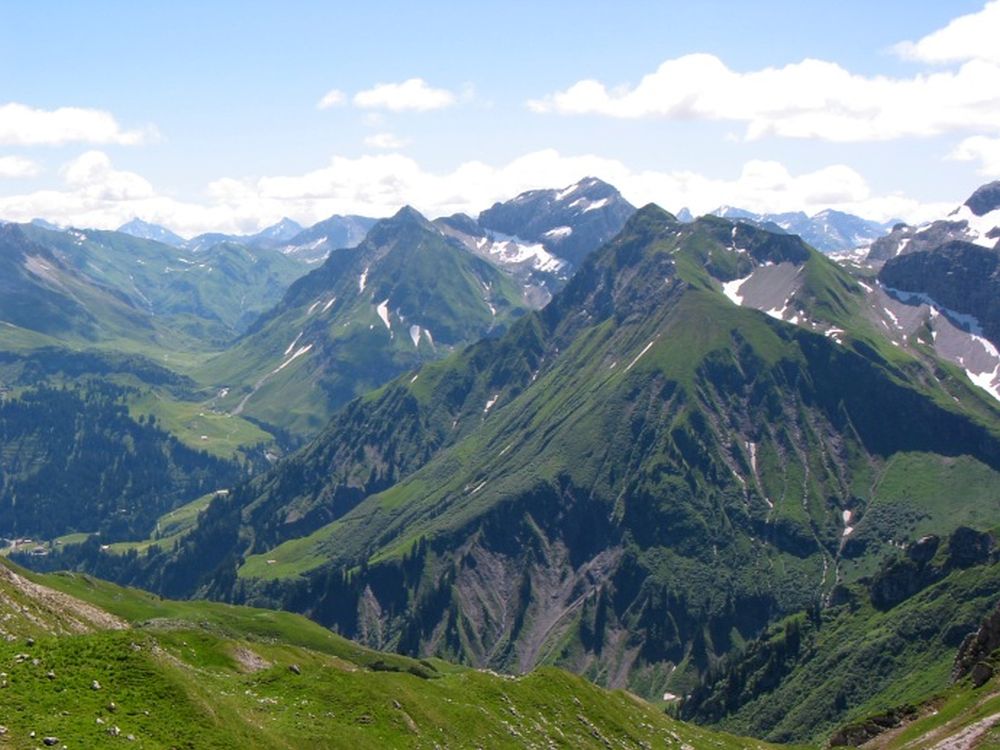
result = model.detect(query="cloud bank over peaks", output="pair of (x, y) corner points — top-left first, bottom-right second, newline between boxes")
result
(0, 149), (949, 238)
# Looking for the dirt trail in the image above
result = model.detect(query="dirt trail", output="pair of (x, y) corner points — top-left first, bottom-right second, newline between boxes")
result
(925, 712), (1000, 750)
(0, 564), (127, 633)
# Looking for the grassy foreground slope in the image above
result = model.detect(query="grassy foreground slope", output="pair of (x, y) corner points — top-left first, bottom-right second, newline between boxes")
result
(0, 557), (786, 749)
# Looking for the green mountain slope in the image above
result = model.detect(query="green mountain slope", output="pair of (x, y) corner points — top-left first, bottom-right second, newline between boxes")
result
(19, 224), (309, 345)
(198, 206), (528, 436)
(0, 557), (785, 749)
(681, 534), (1000, 743)
(63, 205), (1000, 722)
(0, 224), (163, 351)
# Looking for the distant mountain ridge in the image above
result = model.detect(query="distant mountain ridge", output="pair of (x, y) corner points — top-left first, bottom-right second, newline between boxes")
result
(116, 218), (187, 247)
(438, 177), (636, 305)
(197, 205), (528, 435)
(868, 180), (1000, 261)
(698, 206), (896, 253)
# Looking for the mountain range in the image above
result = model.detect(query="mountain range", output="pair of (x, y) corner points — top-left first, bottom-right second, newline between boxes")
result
(704, 206), (897, 253)
(31, 200), (999, 745)
(3, 177), (1000, 747)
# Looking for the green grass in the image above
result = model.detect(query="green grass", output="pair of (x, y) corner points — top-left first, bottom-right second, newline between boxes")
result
(695, 561), (1000, 744)
(0, 559), (794, 749)
(128, 390), (272, 458)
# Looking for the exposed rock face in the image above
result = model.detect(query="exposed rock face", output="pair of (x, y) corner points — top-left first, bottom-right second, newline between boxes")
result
(869, 529), (993, 611)
(867, 182), (1000, 263)
(478, 177), (635, 267)
(868, 221), (974, 262)
(878, 241), (1000, 347)
(965, 181), (1000, 217)
(953, 601), (1000, 683)
(829, 705), (918, 747)
(946, 527), (996, 570)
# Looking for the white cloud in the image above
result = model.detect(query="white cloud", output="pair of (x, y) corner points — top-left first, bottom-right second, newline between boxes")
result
(353, 78), (455, 112)
(363, 132), (409, 149)
(0, 102), (153, 146)
(60, 150), (154, 201)
(950, 135), (1000, 175)
(894, 1), (1000, 65)
(0, 155), (40, 178)
(0, 149), (946, 236)
(316, 89), (346, 110)
(527, 52), (1000, 142)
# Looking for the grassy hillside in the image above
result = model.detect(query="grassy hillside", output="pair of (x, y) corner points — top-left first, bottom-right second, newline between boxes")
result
(0, 557), (789, 749)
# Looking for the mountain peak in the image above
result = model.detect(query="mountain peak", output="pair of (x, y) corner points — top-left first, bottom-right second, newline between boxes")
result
(117, 218), (186, 247)
(633, 202), (678, 225)
(964, 181), (1000, 217)
(385, 205), (434, 230)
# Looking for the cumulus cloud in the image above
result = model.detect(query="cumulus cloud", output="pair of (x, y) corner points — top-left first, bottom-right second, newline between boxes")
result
(894, 1), (1000, 65)
(316, 89), (345, 110)
(363, 132), (409, 149)
(0, 102), (153, 146)
(0, 155), (40, 178)
(0, 148), (946, 236)
(527, 51), (1000, 142)
(950, 135), (1000, 175)
(353, 78), (455, 111)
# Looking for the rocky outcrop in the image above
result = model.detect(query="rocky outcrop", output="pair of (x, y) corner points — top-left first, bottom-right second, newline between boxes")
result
(478, 177), (635, 267)
(869, 530), (993, 611)
(868, 221), (973, 262)
(953, 601), (1000, 684)
(878, 241), (1000, 347)
(829, 705), (918, 747)
(964, 181), (1000, 217)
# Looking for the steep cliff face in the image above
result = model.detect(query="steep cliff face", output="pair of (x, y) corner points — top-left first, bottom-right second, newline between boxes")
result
(878, 240), (1000, 347)
(954, 599), (1000, 686)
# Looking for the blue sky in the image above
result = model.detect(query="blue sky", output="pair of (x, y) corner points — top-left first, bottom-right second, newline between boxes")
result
(0, 0), (996, 235)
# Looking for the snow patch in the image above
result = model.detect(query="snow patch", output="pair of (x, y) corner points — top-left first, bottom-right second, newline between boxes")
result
(322, 296), (336, 313)
(581, 197), (609, 213)
(483, 235), (566, 274)
(883, 285), (985, 336)
(950, 204), (1000, 248)
(272, 344), (313, 375)
(358, 266), (370, 293)
(625, 339), (657, 372)
(283, 331), (304, 356)
(543, 226), (573, 238)
(483, 394), (500, 413)
(409, 324), (422, 347)
(764, 301), (790, 320)
(376, 299), (391, 330)
(722, 275), (750, 305)
(967, 357), (1000, 402)
(555, 182), (581, 201)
